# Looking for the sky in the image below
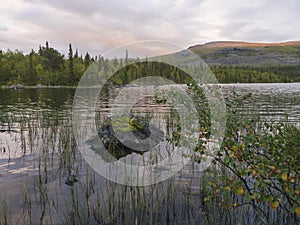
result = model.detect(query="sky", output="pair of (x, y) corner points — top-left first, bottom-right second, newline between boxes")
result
(0, 0), (299, 57)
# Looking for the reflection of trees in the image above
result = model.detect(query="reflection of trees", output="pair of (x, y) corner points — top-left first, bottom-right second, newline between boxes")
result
(0, 89), (75, 111)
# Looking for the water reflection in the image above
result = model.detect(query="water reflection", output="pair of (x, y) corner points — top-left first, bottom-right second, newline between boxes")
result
(0, 88), (75, 112)
(0, 84), (299, 225)
(221, 83), (300, 124)
(1, 83), (300, 159)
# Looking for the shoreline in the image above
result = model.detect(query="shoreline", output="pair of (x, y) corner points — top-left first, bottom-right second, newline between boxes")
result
(2, 81), (300, 90)
(1, 85), (78, 89)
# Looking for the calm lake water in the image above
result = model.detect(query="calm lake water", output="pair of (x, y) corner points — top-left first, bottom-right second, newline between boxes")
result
(0, 83), (299, 225)
(1, 83), (300, 158)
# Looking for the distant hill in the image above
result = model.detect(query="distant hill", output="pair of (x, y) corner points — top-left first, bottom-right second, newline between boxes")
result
(188, 41), (300, 66)
(189, 41), (300, 49)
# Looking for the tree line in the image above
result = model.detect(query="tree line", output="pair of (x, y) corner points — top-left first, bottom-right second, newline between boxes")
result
(211, 64), (300, 83)
(1, 42), (300, 86)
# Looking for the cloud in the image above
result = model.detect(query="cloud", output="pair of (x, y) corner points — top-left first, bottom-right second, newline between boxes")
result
(0, 0), (299, 56)
(211, 0), (300, 42)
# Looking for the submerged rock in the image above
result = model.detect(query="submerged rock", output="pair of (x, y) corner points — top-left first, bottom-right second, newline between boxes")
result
(65, 175), (78, 186)
(86, 114), (164, 160)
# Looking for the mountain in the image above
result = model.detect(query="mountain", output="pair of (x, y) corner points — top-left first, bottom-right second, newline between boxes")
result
(189, 41), (300, 49)
(188, 41), (300, 66)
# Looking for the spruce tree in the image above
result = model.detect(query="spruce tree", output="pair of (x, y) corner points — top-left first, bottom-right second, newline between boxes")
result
(28, 49), (37, 85)
(68, 43), (74, 84)
(84, 52), (91, 70)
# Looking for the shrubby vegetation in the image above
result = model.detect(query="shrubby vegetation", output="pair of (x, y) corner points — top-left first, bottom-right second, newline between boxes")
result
(169, 82), (300, 224)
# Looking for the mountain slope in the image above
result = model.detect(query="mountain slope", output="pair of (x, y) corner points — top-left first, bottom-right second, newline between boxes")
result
(188, 41), (300, 66)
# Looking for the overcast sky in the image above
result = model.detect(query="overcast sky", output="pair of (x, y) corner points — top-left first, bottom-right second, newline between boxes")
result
(0, 0), (299, 56)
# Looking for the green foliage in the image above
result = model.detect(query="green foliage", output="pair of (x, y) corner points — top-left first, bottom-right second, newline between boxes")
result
(108, 116), (144, 132)
(210, 65), (300, 83)
(38, 41), (64, 72)
(68, 43), (74, 85)
(1, 43), (300, 86)
(107, 61), (192, 86)
(191, 44), (300, 83)
(167, 82), (300, 223)
(0, 42), (93, 86)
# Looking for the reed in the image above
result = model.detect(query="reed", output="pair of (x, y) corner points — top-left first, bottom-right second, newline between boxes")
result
(0, 88), (299, 225)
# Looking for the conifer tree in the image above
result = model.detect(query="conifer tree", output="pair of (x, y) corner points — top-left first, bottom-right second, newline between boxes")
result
(68, 43), (74, 84)
(28, 49), (37, 85)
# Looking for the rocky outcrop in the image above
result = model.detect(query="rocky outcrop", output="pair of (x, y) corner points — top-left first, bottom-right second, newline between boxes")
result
(86, 114), (164, 160)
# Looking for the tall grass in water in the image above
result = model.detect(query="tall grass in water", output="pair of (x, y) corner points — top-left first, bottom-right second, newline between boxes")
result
(0, 99), (299, 225)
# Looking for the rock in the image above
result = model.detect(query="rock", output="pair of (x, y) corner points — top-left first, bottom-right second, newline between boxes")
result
(10, 84), (24, 89)
(65, 175), (78, 186)
(86, 114), (164, 160)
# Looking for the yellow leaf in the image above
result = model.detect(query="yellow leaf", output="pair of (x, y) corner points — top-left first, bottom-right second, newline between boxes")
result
(232, 203), (238, 207)
(232, 146), (237, 151)
(224, 186), (231, 191)
(269, 165), (276, 171)
(295, 190), (300, 195)
(229, 151), (234, 158)
(296, 207), (300, 215)
(237, 186), (244, 195)
(239, 144), (245, 151)
(252, 170), (257, 176)
(282, 172), (288, 181)
(272, 201), (280, 210)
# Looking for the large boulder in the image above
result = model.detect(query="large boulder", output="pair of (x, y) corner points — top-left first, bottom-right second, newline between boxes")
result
(86, 114), (164, 160)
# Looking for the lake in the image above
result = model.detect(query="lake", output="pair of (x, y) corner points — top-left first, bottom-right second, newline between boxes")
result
(0, 83), (299, 225)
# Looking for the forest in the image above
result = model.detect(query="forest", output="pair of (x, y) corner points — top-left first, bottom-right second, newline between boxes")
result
(1, 41), (300, 86)
(0, 42), (93, 86)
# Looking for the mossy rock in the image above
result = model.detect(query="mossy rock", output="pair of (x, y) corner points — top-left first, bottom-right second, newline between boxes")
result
(87, 114), (164, 161)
